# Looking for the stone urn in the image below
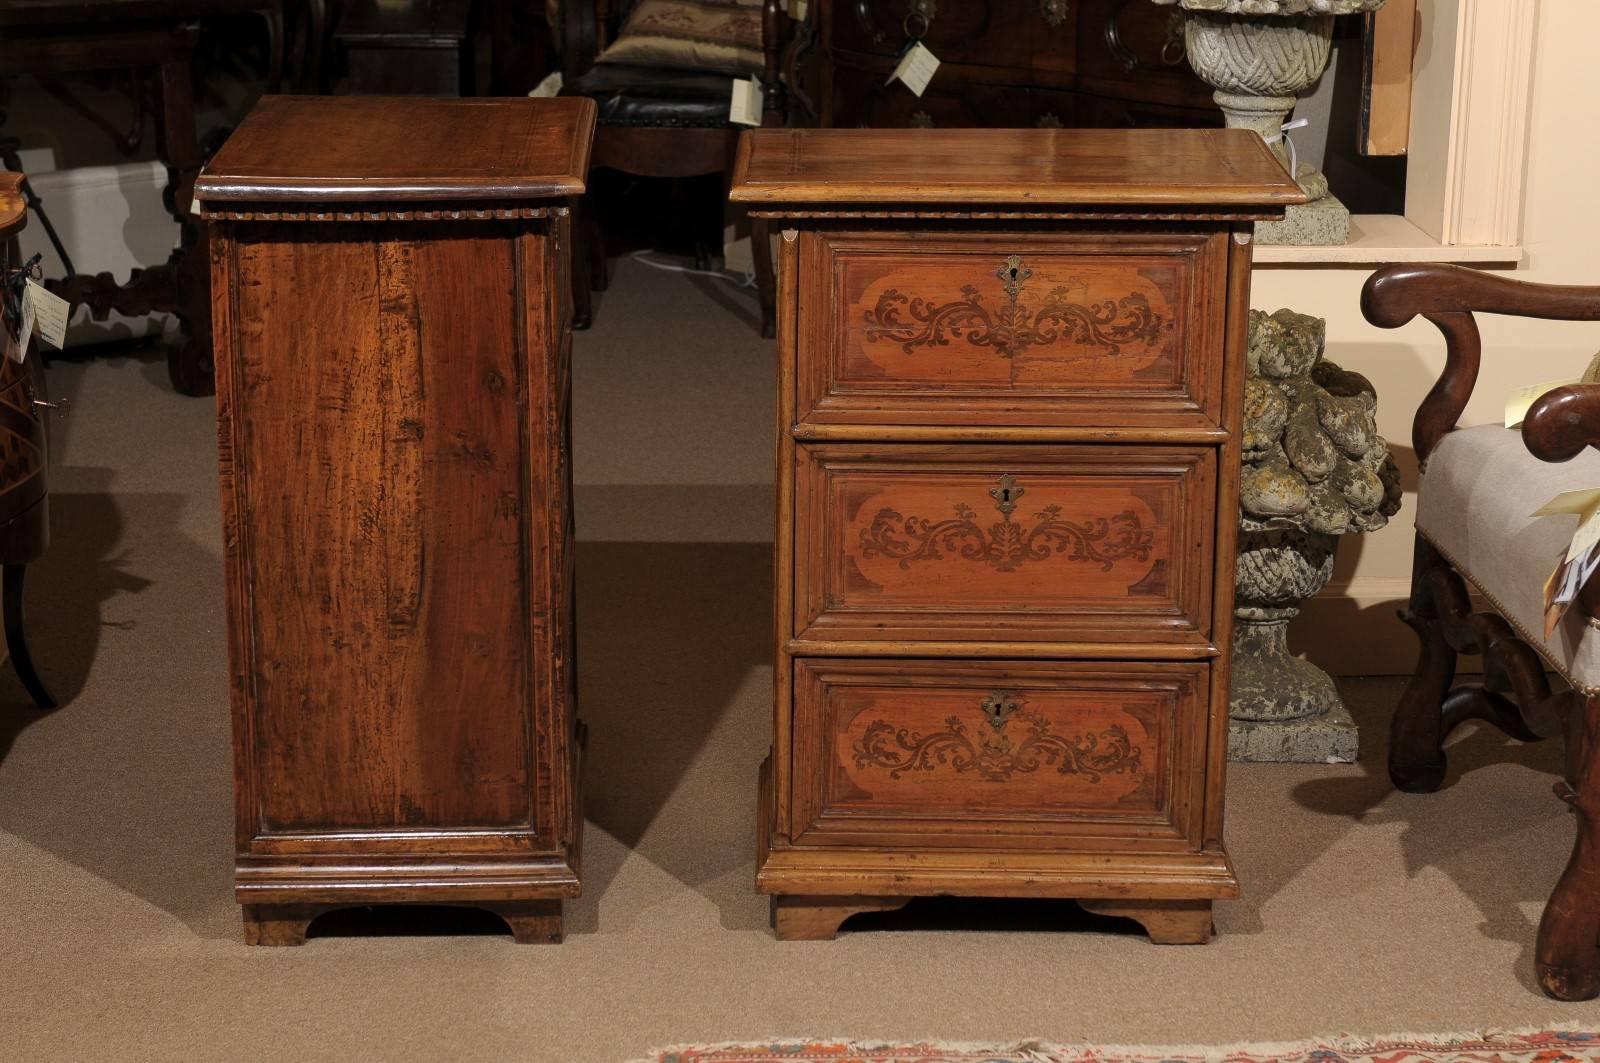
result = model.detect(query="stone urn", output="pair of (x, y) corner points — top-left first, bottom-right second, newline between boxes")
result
(1151, 0), (1388, 244)
(1232, 309), (1402, 762)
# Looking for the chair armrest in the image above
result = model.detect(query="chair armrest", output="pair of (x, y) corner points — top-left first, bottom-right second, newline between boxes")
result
(561, 0), (603, 80)
(1361, 263), (1600, 464)
(1524, 384), (1600, 463)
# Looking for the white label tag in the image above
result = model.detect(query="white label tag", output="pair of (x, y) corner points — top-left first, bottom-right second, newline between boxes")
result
(887, 42), (940, 97)
(787, 0), (808, 18)
(1506, 378), (1577, 429)
(1535, 488), (1600, 635)
(23, 279), (69, 350)
(730, 75), (763, 127)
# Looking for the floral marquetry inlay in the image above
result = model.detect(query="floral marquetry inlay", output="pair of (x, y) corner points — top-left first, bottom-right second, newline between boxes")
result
(851, 695), (1145, 783)
(858, 473), (1155, 574)
(862, 254), (1169, 360)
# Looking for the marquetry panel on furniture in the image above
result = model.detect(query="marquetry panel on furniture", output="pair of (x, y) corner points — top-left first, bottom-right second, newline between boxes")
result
(793, 443), (1216, 648)
(732, 126), (1302, 944)
(798, 230), (1229, 433)
(197, 95), (596, 946)
(791, 658), (1206, 850)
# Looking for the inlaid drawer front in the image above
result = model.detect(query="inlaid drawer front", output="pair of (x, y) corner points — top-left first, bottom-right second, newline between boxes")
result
(798, 231), (1228, 431)
(791, 658), (1206, 848)
(794, 444), (1215, 648)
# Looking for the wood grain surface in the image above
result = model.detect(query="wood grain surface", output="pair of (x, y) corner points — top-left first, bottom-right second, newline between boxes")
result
(731, 128), (1304, 210)
(197, 95), (597, 203)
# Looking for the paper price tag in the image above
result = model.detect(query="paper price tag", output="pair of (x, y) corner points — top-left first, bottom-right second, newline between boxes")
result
(24, 279), (68, 350)
(1506, 378), (1578, 429)
(787, 0), (808, 18)
(1536, 488), (1600, 635)
(730, 76), (763, 127)
(887, 42), (940, 98)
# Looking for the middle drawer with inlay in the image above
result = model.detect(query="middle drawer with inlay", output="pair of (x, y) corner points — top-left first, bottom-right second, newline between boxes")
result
(792, 443), (1218, 651)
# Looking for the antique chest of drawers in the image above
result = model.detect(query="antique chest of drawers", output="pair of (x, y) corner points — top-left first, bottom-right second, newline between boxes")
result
(731, 127), (1301, 942)
(196, 96), (595, 945)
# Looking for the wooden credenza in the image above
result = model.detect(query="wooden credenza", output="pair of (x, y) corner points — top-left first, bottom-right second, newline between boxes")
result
(816, 0), (1218, 129)
(196, 95), (596, 946)
(731, 127), (1302, 942)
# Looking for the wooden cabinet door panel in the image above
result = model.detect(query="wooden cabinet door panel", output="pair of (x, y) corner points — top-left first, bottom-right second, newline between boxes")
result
(228, 224), (542, 840)
(828, 0), (1069, 68)
(791, 658), (1206, 848)
(798, 230), (1227, 431)
(794, 443), (1215, 648)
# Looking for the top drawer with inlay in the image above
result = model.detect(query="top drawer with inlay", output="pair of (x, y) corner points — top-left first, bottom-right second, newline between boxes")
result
(795, 230), (1229, 436)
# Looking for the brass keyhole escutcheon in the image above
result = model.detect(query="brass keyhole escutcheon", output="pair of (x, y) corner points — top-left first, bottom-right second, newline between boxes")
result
(997, 254), (1032, 301)
(989, 473), (1023, 517)
(981, 692), (1022, 730)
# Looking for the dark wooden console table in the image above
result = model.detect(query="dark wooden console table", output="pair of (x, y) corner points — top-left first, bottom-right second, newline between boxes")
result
(0, 0), (264, 397)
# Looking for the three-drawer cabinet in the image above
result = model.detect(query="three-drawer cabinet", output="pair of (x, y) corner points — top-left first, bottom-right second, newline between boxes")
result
(196, 96), (596, 946)
(731, 127), (1302, 942)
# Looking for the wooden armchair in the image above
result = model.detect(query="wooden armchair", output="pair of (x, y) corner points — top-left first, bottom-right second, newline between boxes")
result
(556, 0), (810, 335)
(1362, 262), (1600, 1001)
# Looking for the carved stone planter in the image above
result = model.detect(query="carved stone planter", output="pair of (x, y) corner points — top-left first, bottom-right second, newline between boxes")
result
(1152, 0), (1387, 245)
(1232, 308), (1402, 762)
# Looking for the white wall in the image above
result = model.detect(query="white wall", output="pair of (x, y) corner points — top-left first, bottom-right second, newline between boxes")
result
(1262, 1), (1599, 674)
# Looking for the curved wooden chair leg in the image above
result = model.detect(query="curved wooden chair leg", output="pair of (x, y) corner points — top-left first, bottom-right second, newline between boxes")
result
(4, 563), (55, 709)
(1391, 537), (1456, 792)
(1538, 694), (1600, 1000)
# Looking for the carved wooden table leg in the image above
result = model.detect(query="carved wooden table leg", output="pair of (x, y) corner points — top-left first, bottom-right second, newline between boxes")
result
(770, 895), (907, 941)
(1538, 694), (1600, 1000)
(1079, 899), (1215, 945)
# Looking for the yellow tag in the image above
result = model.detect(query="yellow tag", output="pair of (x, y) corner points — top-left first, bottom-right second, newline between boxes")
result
(1506, 378), (1578, 429)
(887, 42), (940, 98)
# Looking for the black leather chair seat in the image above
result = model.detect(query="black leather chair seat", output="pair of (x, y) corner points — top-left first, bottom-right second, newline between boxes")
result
(563, 63), (735, 128)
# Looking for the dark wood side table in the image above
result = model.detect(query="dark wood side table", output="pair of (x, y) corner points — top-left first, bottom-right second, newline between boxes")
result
(0, 0), (265, 397)
(197, 95), (596, 945)
(731, 127), (1302, 942)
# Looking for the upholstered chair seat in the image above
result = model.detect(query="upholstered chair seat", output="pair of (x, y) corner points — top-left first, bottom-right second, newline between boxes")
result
(1417, 422), (1600, 691)
(564, 63), (740, 128)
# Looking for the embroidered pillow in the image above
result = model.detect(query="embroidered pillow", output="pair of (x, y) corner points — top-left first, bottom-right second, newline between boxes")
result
(597, 0), (765, 77)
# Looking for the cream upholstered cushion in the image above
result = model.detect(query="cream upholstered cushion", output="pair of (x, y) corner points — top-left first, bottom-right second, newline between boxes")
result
(597, 0), (766, 76)
(1417, 422), (1600, 690)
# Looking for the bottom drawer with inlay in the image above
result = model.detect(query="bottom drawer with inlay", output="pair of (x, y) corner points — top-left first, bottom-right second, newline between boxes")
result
(789, 658), (1209, 850)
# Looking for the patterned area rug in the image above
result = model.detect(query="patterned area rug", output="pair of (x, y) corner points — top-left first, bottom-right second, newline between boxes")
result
(633, 1029), (1600, 1063)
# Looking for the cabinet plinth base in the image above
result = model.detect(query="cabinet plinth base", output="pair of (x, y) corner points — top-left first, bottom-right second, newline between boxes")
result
(240, 899), (566, 946)
(1078, 898), (1214, 944)
(771, 895), (909, 940)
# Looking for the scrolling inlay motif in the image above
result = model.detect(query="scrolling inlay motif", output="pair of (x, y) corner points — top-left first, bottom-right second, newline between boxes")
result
(863, 254), (1168, 359)
(858, 473), (1154, 573)
(851, 693), (1144, 783)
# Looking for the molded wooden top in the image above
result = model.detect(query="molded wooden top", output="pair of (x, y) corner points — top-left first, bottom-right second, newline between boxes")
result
(196, 95), (596, 204)
(730, 128), (1305, 212)
(0, 174), (25, 237)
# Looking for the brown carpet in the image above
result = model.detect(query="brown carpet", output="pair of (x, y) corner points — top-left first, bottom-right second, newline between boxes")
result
(1, 260), (1595, 1062)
